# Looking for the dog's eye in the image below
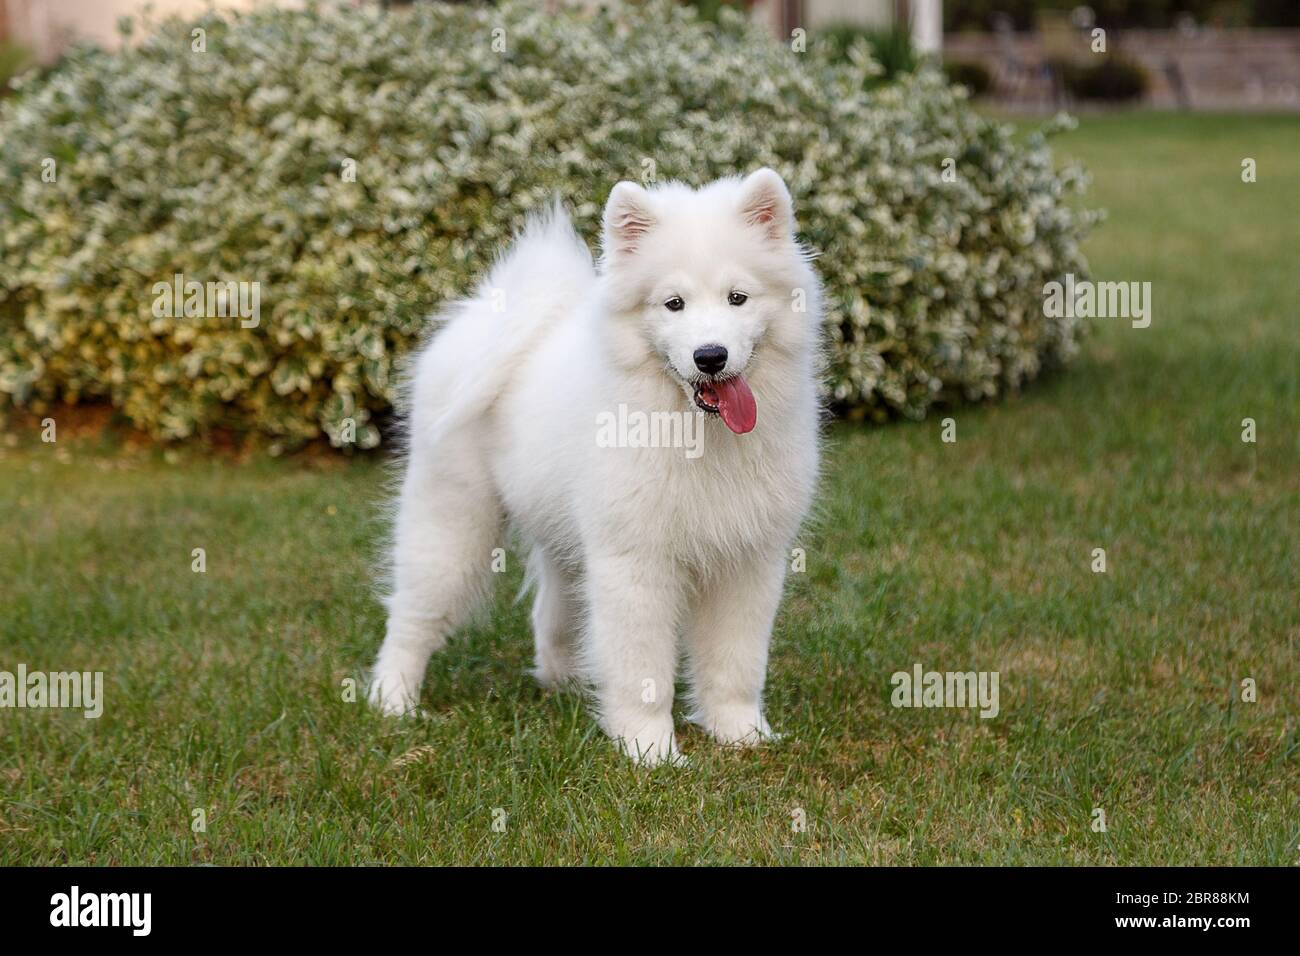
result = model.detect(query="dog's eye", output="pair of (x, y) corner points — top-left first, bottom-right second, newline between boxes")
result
(727, 291), (748, 307)
(664, 296), (685, 312)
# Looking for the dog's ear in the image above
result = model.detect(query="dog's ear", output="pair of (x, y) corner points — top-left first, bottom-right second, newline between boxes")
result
(738, 168), (794, 241)
(602, 181), (656, 258)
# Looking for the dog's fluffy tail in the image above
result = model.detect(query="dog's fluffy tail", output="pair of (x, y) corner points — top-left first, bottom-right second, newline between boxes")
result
(476, 200), (595, 327)
(403, 203), (595, 447)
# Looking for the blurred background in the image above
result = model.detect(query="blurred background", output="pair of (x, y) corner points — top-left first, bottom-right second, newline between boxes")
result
(4, 0), (1298, 111)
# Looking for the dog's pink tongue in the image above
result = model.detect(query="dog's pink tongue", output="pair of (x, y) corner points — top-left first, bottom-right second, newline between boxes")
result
(715, 376), (757, 434)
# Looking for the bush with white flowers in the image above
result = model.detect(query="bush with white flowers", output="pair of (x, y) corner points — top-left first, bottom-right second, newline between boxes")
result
(0, 0), (1095, 448)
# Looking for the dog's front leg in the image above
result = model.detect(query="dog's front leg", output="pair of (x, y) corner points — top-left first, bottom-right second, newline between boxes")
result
(684, 553), (786, 746)
(585, 548), (684, 767)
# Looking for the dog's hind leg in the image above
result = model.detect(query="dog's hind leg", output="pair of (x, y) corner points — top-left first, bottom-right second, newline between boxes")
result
(369, 431), (503, 716)
(527, 548), (580, 689)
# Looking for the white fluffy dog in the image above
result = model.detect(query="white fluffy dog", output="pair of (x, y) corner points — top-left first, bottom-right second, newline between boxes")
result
(369, 169), (822, 765)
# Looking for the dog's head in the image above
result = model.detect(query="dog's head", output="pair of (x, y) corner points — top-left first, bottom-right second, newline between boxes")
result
(598, 168), (819, 434)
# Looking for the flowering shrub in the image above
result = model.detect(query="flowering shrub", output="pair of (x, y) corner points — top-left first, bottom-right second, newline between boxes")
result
(0, 0), (1094, 447)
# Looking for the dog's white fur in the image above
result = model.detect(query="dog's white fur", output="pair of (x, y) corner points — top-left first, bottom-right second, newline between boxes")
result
(369, 169), (823, 765)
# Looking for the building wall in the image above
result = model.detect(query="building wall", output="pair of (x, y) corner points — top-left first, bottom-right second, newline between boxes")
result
(945, 28), (1300, 111)
(911, 0), (942, 54)
(5, 0), (944, 64)
(3, 0), (305, 63)
(802, 0), (892, 30)
(750, 0), (941, 54)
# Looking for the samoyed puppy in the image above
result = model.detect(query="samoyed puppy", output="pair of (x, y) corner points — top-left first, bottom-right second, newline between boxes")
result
(369, 169), (823, 765)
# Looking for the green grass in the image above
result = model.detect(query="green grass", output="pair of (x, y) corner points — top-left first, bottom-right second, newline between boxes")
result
(1, 113), (1296, 865)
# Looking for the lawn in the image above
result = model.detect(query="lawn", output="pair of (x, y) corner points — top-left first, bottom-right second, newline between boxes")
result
(1, 112), (1296, 865)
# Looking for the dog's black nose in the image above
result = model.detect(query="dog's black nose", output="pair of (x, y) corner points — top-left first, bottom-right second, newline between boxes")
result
(693, 345), (728, 376)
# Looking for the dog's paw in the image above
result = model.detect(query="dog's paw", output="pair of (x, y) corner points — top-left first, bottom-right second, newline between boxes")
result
(608, 717), (685, 768)
(697, 707), (776, 748)
(617, 735), (687, 768)
(532, 647), (579, 691)
(367, 669), (420, 717)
